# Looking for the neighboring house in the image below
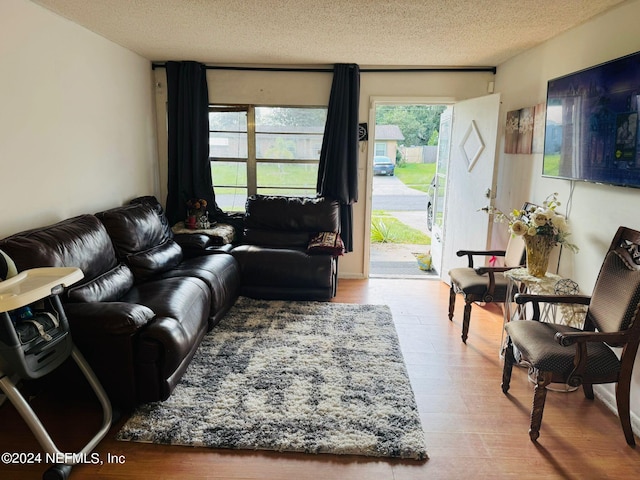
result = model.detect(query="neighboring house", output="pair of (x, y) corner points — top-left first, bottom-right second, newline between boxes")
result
(210, 125), (324, 160)
(374, 125), (404, 163)
(403, 145), (438, 163)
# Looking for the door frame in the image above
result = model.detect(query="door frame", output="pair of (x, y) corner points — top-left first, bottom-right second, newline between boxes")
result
(365, 96), (456, 278)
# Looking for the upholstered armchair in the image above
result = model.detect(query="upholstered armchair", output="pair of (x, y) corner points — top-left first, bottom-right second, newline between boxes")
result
(448, 233), (525, 343)
(502, 226), (640, 446)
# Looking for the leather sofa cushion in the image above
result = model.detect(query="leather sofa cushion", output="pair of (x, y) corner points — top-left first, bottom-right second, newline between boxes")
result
(232, 245), (334, 288)
(0, 215), (118, 281)
(157, 253), (241, 326)
(97, 203), (183, 280)
(97, 203), (171, 256)
(66, 263), (135, 303)
(126, 239), (183, 281)
(123, 277), (210, 376)
(129, 196), (174, 239)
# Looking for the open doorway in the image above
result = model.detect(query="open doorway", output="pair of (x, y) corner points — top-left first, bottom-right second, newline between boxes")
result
(369, 102), (446, 278)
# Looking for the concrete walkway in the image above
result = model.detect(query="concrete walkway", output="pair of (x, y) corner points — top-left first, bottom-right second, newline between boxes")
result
(369, 175), (435, 278)
(370, 243), (436, 278)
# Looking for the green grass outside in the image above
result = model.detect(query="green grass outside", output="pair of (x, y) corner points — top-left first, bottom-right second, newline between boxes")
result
(394, 163), (436, 193)
(371, 211), (431, 244)
(542, 154), (560, 176)
(372, 164), (434, 244)
(212, 161), (436, 194)
(211, 163), (317, 195)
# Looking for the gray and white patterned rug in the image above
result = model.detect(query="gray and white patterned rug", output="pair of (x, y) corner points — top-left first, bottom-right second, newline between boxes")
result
(116, 297), (428, 460)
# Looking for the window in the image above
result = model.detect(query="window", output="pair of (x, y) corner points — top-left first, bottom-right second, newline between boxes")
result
(375, 142), (387, 156)
(209, 105), (327, 211)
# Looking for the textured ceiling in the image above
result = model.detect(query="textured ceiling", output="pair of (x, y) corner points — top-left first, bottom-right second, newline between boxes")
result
(32, 0), (626, 67)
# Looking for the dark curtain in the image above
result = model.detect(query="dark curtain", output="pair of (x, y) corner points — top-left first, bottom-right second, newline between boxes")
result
(165, 61), (224, 225)
(317, 64), (360, 252)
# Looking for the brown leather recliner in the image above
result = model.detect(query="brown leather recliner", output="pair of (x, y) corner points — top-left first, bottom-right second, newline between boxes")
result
(231, 195), (342, 300)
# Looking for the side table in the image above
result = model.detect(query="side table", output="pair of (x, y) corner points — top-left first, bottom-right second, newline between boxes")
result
(172, 221), (235, 246)
(503, 267), (586, 328)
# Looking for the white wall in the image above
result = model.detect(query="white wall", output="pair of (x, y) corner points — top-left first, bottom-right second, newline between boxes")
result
(155, 68), (494, 277)
(0, 0), (157, 239)
(493, 0), (640, 433)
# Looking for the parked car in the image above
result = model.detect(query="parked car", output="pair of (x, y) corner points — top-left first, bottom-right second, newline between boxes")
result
(373, 156), (395, 176)
(426, 176), (436, 231)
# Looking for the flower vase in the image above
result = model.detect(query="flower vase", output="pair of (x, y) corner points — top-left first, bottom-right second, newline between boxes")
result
(524, 235), (553, 277)
(186, 215), (197, 229)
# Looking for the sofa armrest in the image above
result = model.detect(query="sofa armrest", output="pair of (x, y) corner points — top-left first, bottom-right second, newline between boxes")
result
(174, 233), (214, 251)
(63, 302), (155, 335)
(63, 301), (154, 408)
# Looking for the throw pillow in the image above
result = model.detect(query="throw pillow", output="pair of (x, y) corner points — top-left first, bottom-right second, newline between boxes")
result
(307, 232), (345, 256)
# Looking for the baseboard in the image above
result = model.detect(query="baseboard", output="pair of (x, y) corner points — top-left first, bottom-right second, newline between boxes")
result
(593, 385), (640, 439)
(338, 273), (366, 279)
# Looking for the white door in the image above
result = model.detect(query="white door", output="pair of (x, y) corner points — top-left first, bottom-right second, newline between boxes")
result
(437, 93), (502, 284)
(429, 107), (452, 276)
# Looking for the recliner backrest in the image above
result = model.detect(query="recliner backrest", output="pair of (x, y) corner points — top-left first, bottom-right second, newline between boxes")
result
(243, 195), (340, 248)
(0, 214), (119, 281)
(96, 203), (183, 281)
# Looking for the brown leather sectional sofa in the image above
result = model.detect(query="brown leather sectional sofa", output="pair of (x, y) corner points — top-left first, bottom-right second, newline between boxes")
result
(0, 199), (240, 408)
(0, 195), (341, 409)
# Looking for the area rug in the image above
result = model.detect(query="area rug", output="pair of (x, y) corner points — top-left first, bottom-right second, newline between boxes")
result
(116, 297), (428, 460)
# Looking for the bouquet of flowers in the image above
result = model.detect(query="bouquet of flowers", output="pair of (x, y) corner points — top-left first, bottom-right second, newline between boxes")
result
(186, 198), (207, 215)
(185, 198), (209, 229)
(483, 193), (578, 277)
(484, 193), (578, 252)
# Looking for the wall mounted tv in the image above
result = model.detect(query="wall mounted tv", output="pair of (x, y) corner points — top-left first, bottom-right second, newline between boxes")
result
(543, 51), (640, 188)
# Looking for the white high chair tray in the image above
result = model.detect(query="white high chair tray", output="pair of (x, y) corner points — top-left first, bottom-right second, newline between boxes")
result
(0, 267), (83, 313)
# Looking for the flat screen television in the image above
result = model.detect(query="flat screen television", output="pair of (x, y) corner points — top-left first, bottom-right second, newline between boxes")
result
(543, 51), (640, 188)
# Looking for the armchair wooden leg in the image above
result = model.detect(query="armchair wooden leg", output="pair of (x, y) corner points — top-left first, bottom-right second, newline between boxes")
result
(615, 377), (636, 446)
(501, 338), (515, 394)
(448, 285), (456, 321)
(461, 301), (472, 343)
(582, 383), (594, 400)
(529, 369), (552, 442)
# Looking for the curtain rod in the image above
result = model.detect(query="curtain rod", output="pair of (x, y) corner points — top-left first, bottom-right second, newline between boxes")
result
(151, 62), (496, 74)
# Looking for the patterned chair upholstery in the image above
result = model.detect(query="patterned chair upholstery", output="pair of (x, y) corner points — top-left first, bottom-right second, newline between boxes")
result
(502, 226), (640, 446)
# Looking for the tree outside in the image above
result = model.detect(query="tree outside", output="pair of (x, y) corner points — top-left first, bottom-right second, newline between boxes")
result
(376, 105), (446, 148)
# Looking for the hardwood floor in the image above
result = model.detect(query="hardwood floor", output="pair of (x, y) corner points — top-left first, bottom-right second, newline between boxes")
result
(1, 278), (638, 479)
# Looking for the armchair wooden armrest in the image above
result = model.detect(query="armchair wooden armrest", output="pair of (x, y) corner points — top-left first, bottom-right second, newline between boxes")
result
(555, 330), (629, 348)
(514, 293), (591, 321)
(474, 266), (515, 275)
(456, 249), (506, 268)
(515, 293), (592, 305)
(553, 329), (630, 387)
